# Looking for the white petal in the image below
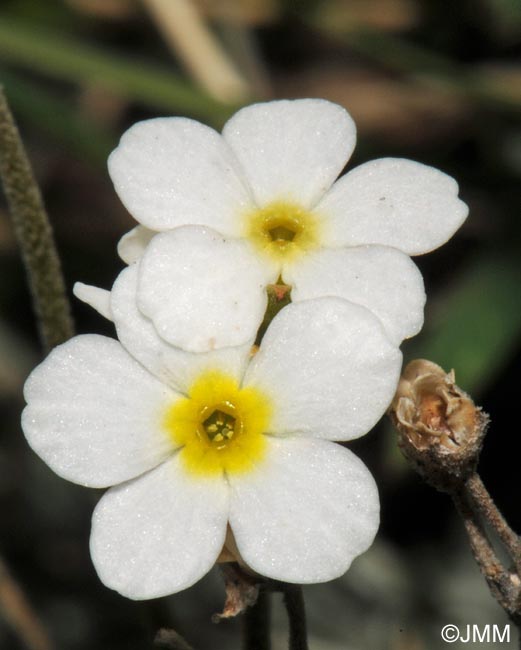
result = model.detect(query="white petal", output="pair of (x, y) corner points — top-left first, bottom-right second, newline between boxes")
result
(229, 437), (379, 583)
(111, 264), (253, 394)
(22, 335), (178, 488)
(73, 282), (112, 321)
(223, 99), (356, 208)
(90, 454), (229, 600)
(108, 117), (252, 234)
(317, 158), (468, 255)
(244, 298), (402, 441)
(138, 226), (276, 353)
(285, 245), (425, 345)
(117, 225), (157, 264)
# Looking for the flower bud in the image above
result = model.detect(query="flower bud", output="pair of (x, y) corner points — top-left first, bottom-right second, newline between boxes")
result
(389, 359), (489, 491)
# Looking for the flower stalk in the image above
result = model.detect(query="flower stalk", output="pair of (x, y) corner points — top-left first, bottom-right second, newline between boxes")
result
(282, 585), (309, 650)
(242, 588), (271, 650)
(465, 473), (521, 577)
(451, 484), (519, 621)
(0, 88), (73, 351)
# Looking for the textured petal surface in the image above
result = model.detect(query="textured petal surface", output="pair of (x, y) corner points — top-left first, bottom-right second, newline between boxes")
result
(317, 158), (468, 255)
(286, 245), (425, 344)
(91, 454), (229, 599)
(22, 335), (178, 488)
(73, 282), (113, 321)
(244, 298), (402, 441)
(229, 437), (379, 583)
(108, 117), (252, 234)
(223, 99), (356, 208)
(117, 225), (157, 264)
(138, 226), (276, 352)
(112, 264), (253, 393)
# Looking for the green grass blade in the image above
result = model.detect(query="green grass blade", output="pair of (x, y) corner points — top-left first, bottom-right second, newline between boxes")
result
(0, 18), (236, 125)
(0, 69), (114, 167)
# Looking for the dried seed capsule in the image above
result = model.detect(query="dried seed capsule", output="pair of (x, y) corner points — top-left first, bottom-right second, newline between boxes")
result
(389, 359), (489, 491)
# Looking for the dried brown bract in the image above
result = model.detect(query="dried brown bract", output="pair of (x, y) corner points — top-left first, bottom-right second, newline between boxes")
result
(213, 564), (260, 623)
(389, 359), (489, 491)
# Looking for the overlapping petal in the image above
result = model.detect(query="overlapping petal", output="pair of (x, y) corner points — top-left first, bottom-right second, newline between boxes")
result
(73, 282), (113, 321)
(285, 245), (425, 344)
(229, 437), (379, 583)
(117, 225), (156, 264)
(111, 264), (253, 394)
(108, 117), (252, 235)
(223, 99), (356, 208)
(106, 101), (468, 357)
(22, 335), (178, 488)
(137, 226), (276, 352)
(90, 454), (229, 599)
(244, 298), (402, 441)
(317, 158), (468, 255)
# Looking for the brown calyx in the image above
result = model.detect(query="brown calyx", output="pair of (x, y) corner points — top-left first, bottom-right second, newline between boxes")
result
(389, 359), (489, 491)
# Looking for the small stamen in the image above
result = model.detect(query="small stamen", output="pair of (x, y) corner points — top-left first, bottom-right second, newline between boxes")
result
(268, 225), (297, 242)
(203, 408), (237, 445)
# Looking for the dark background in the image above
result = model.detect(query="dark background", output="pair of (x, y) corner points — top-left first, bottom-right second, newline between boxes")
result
(1, 1), (521, 648)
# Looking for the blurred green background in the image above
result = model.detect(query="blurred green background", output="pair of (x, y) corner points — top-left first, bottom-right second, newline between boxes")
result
(1, 0), (521, 648)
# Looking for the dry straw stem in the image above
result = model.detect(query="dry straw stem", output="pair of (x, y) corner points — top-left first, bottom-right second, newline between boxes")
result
(142, 0), (251, 103)
(0, 88), (73, 351)
(0, 555), (54, 650)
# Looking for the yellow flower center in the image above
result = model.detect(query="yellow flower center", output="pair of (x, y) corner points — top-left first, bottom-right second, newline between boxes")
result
(246, 201), (321, 263)
(164, 370), (271, 477)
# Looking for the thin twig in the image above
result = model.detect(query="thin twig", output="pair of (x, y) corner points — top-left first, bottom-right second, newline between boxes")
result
(282, 585), (309, 650)
(0, 88), (74, 350)
(0, 555), (54, 650)
(465, 473), (521, 575)
(452, 489), (511, 609)
(141, 0), (251, 103)
(242, 588), (271, 650)
(453, 485), (521, 632)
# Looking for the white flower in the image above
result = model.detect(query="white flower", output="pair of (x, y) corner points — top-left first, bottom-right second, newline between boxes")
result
(85, 98), (468, 353)
(22, 266), (402, 599)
